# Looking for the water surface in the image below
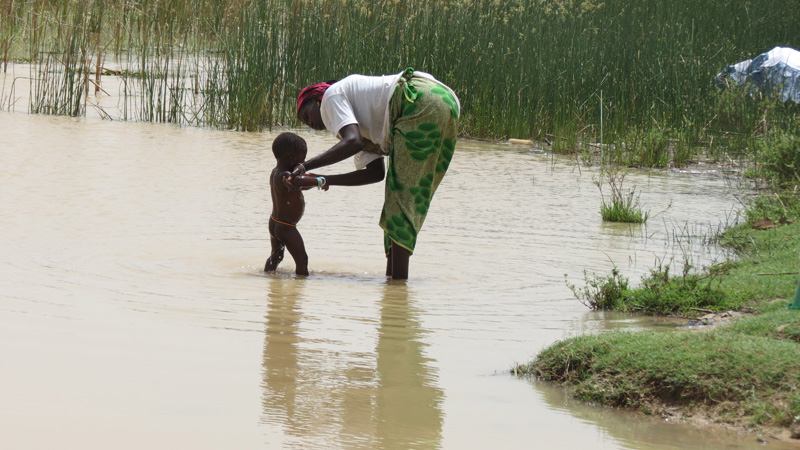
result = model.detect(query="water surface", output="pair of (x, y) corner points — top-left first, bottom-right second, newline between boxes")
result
(0, 108), (785, 448)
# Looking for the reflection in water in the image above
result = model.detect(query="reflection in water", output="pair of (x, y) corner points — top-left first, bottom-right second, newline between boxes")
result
(531, 379), (795, 450)
(375, 282), (443, 448)
(262, 276), (307, 444)
(262, 277), (443, 448)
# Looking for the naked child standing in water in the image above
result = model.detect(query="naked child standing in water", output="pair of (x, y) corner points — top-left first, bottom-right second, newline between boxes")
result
(264, 132), (327, 275)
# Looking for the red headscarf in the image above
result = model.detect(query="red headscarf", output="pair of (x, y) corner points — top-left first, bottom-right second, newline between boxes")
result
(297, 82), (333, 113)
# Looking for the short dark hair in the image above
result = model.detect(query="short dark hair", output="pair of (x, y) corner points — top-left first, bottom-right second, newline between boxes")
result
(272, 132), (307, 160)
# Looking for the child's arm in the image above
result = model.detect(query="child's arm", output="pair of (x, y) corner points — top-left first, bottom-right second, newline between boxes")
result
(288, 173), (329, 191)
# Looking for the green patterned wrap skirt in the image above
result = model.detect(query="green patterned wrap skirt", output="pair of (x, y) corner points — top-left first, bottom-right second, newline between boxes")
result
(379, 68), (459, 255)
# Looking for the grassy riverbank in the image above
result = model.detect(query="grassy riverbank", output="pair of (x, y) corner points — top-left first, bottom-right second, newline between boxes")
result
(515, 176), (800, 435)
(514, 299), (800, 432)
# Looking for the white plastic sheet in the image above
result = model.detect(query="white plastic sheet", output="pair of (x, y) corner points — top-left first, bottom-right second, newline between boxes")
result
(716, 46), (800, 103)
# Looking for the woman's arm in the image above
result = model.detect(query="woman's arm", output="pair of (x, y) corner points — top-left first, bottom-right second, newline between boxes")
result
(300, 124), (364, 172)
(290, 158), (385, 188)
(324, 158), (385, 186)
(290, 174), (325, 188)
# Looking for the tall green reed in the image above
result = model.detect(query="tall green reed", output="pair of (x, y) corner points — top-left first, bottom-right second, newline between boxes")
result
(3, 0), (798, 155)
(28, 0), (92, 117)
(0, 0), (19, 73)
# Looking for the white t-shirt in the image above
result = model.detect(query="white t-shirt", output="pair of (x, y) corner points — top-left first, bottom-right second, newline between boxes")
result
(320, 71), (459, 169)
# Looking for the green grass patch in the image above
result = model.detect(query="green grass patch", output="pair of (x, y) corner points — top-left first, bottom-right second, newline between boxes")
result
(514, 325), (800, 428)
(566, 262), (743, 315)
(599, 196), (649, 224)
(756, 132), (800, 188)
(594, 167), (649, 223)
(567, 221), (800, 316)
(722, 301), (800, 343)
(715, 222), (800, 302)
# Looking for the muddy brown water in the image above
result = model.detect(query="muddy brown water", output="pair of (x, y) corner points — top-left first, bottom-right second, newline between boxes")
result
(1, 71), (793, 448)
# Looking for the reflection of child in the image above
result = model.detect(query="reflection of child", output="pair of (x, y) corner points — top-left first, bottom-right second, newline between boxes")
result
(264, 132), (327, 275)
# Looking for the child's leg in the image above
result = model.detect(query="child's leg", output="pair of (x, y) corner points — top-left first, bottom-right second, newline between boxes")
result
(264, 235), (285, 272)
(264, 220), (285, 272)
(273, 224), (309, 275)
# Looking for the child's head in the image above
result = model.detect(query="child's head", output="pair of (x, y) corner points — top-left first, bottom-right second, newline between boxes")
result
(272, 132), (307, 163)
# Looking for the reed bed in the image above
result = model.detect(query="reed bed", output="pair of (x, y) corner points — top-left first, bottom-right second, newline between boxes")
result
(2, 0), (798, 156)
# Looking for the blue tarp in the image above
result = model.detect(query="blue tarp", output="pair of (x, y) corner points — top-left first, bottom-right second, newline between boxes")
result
(716, 46), (800, 103)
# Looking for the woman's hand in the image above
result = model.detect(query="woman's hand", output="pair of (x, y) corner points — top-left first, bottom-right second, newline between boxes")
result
(290, 163), (306, 178)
